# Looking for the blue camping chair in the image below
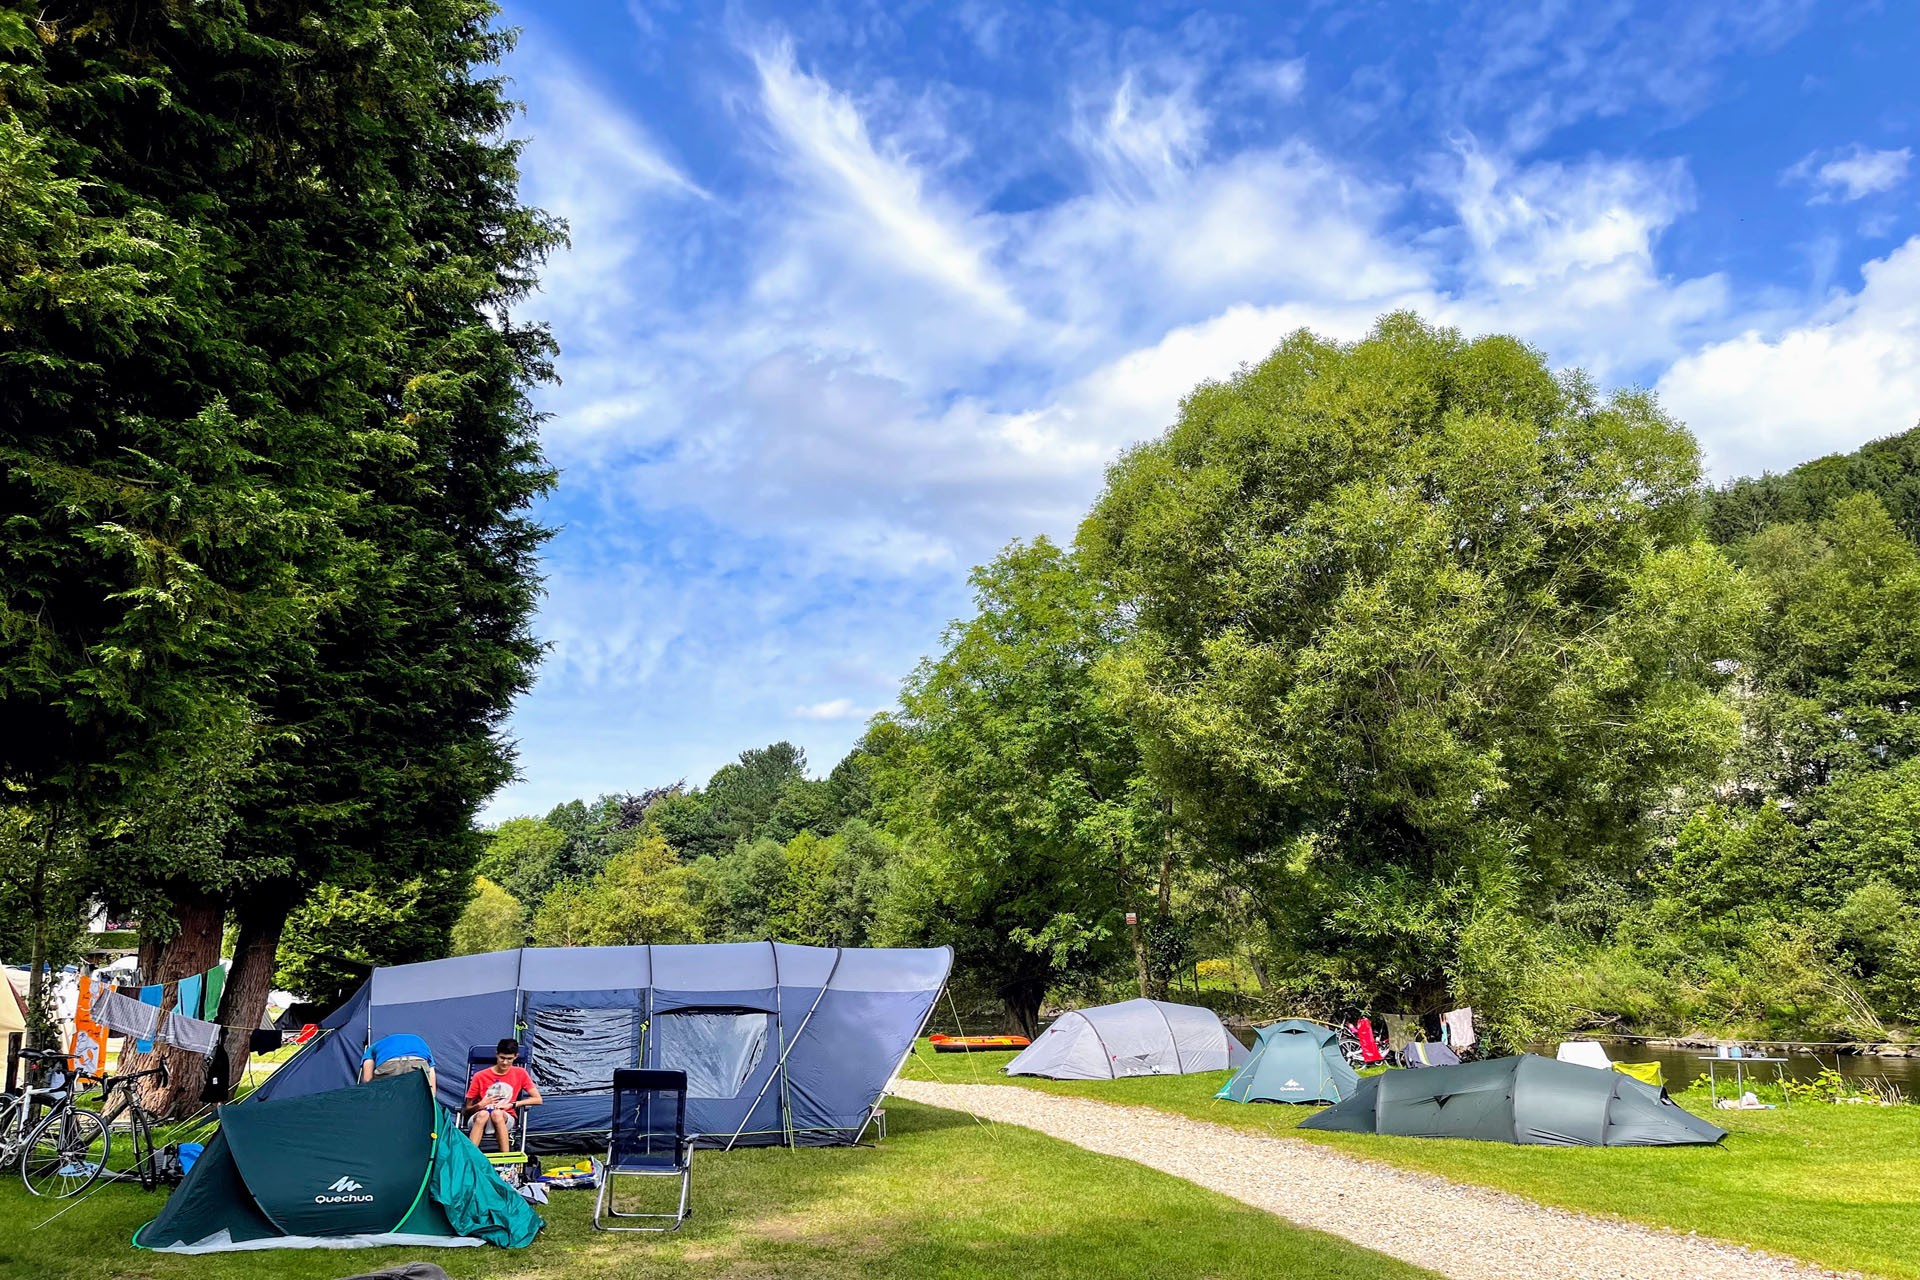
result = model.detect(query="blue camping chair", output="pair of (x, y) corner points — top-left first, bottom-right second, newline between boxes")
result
(594, 1068), (692, 1232)
(464, 1043), (536, 1181)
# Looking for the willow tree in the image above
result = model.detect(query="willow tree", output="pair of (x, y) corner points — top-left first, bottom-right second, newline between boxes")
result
(1079, 315), (1757, 1041)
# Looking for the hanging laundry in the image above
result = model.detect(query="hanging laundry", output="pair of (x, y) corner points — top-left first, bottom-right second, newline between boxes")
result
(201, 1040), (232, 1104)
(249, 1028), (284, 1056)
(165, 1011), (221, 1055)
(1352, 1018), (1384, 1064)
(67, 977), (109, 1076)
(53, 973), (79, 1023)
(1443, 1006), (1477, 1052)
(177, 972), (205, 1023)
(1381, 1012), (1417, 1054)
(93, 988), (162, 1042)
(201, 962), (227, 1024)
(134, 984), (165, 1052)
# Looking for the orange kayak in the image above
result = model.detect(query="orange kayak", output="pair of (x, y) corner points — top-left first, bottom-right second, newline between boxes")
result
(929, 1034), (1031, 1053)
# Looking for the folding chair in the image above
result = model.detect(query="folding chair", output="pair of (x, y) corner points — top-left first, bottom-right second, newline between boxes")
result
(464, 1043), (534, 1184)
(594, 1068), (691, 1232)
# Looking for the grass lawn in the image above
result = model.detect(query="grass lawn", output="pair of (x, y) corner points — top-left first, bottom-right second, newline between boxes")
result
(904, 1046), (1920, 1280)
(0, 1098), (1435, 1280)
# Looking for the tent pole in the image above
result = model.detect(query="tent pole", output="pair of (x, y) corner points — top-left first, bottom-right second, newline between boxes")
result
(722, 947), (843, 1152)
(768, 940), (788, 1148)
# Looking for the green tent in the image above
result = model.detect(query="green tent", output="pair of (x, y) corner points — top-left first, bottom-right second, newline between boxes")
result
(136, 1073), (542, 1254)
(1299, 1054), (1725, 1147)
(1216, 1020), (1359, 1104)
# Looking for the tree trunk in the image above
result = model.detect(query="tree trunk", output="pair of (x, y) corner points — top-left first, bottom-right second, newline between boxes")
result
(1000, 971), (1048, 1040)
(120, 884), (225, 1118)
(1129, 911), (1150, 999)
(217, 891), (293, 1082)
(24, 854), (49, 1050)
(1145, 843), (1175, 1001)
(1246, 947), (1271, 994)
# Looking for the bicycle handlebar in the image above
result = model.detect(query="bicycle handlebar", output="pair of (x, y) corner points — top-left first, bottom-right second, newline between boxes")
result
(104, 1062), (170, 1088)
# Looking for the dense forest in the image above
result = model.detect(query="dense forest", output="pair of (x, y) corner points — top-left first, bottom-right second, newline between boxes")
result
(438, 320), (1920, 1049)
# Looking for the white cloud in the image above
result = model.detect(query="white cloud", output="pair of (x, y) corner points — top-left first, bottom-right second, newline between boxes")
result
(793, 697), (882, 721)
(1428, 145), (1727, 380)
(1657, 236), (1920, 477)
(1785, 145), (1913, 204)
(489, 16), (1915, 817)
(1238, 57), (1307, 104)
(1073, 70), (1211, 198)
(752, 40), (1021, 323)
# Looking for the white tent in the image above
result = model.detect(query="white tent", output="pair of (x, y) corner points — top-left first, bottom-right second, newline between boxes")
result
(1556, 1040), (1612, 1070)
(1004, 998), (1250, 1080)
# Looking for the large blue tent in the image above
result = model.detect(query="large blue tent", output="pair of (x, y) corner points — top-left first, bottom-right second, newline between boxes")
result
(251, 943), (951, 1151)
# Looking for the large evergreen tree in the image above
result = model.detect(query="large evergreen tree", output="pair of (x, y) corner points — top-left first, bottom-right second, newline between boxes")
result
(0, 2), (558, 1101)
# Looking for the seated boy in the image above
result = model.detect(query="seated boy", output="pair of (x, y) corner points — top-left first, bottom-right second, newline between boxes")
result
(464, 1037), (542, 1152)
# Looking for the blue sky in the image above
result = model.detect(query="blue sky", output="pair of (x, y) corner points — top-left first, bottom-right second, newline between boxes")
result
(486, 0), (1920, 818)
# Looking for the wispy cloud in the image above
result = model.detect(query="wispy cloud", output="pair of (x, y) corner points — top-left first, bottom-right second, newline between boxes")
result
(1785, 144), (1913, 204)
(487, 2), (1912, 815)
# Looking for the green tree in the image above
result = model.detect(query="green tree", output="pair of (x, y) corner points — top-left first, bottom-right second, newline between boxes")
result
(1078, 315), (1755, 1037)
(888, 539), (1168, 1033)
(530, 831), (701, 947)
(1706, 422), (1920, 546)
(476, 817), (570, 910)
(450, 876), (525, 956)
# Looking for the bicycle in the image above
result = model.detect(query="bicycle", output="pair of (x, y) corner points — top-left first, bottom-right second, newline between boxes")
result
(0, 1049), (79, 1173)
(20, 1060), (175, 1198)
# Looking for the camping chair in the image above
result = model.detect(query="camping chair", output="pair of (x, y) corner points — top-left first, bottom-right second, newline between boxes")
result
(464, 1043), (535, 1184)
(594, 1069), (692, 1232)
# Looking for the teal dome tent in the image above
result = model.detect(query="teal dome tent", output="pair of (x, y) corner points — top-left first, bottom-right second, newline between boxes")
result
(135, 1073), (541, 1254)
(1216, 1020), (1359, 1104)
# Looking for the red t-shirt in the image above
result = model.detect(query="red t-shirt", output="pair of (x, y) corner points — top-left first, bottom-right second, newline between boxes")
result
(466, 1065), (534, 1112)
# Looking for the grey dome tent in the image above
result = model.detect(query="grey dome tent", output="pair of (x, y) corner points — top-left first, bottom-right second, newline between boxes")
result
(1216, 1019), (1358, 1104)
(135, 1073), (541, 1254)
(1004, 999), (1249, 1080)
(249, 943), (951, 1152)
(1299, 1054), (1726, 1147)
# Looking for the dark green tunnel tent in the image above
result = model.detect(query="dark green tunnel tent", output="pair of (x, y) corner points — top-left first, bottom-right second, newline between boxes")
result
(135, 1073), (541, 1253)
(1299, 1054), (1725, 1147)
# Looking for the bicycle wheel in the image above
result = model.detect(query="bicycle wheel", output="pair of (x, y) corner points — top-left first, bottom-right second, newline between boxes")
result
(0, 1094), (19, 1167)
(22, 1108), (108, 1198)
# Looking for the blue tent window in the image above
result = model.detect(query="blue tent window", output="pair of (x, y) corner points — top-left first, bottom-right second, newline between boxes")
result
(528, 1007), (641, 1094)
(651, 1012), (768, 1099)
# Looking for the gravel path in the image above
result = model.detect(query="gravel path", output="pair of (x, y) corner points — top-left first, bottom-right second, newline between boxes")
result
(888, 1078), (1858, 1280)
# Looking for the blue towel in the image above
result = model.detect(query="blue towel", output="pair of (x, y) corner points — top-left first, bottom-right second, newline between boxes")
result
(135, 985), (164, 1053)
(177, 973), (204, 1023)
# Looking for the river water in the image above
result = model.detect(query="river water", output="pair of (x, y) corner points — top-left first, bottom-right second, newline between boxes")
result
(1531, 1041), (1919, 1098)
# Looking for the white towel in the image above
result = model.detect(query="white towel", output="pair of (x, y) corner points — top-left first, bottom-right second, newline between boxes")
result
(1442, 1007), (1477, 1051)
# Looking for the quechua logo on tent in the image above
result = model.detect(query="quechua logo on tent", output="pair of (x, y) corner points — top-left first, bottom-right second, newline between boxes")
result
(316, 1174), (373, 1205)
